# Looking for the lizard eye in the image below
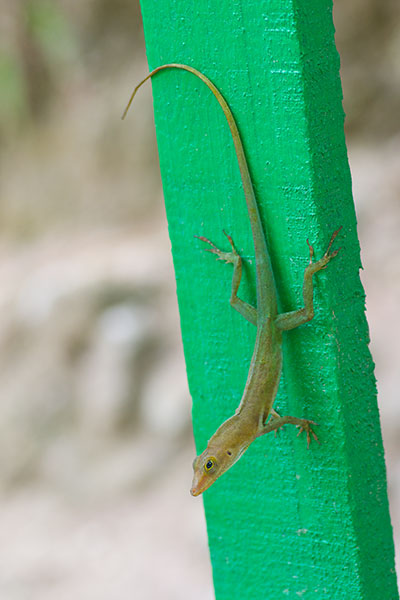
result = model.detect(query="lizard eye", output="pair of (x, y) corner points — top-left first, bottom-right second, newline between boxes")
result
(204, 457), (216, 472)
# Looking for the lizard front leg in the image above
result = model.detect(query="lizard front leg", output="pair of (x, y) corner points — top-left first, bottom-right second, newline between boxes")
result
(196, 231), (257, 325)
(275, 227), (342, 331)
(259, 414), (320, 448)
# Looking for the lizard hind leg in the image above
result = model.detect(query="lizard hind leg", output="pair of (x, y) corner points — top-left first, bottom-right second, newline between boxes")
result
(195, 232), (257, 325)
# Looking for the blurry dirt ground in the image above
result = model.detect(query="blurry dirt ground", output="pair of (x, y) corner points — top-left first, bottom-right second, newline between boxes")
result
(0, 1), (399, 598)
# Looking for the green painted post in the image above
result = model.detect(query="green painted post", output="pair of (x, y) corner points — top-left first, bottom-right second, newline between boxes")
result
(134, 1), (398, 598)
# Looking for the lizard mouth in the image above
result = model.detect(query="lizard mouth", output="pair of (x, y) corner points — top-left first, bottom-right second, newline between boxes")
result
(190, 473), (214, 496)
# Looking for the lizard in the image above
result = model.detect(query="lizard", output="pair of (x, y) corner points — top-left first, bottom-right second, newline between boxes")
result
(122, 63), (341, 497)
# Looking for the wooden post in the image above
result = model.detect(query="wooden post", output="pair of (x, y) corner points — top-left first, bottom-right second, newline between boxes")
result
(134, 0), (398, 597)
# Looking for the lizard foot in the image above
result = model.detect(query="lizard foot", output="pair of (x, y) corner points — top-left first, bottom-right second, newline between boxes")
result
(195, 231), (240, 265)
(306, 226), (342, 273)
(296, 419), (320, 449)
(260, 414), (320, 445)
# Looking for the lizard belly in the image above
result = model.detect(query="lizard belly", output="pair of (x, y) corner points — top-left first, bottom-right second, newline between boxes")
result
(237, 321), (283, 427)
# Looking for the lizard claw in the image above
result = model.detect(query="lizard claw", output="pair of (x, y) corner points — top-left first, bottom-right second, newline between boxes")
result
(323, 226), (343, 259)
(195, 233), (239, 264)
(306, 239), (314, 263)
(306, 227), (342, 272)
(296, 419), (320, 448)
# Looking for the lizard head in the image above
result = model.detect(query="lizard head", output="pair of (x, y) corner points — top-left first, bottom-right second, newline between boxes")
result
(190, 437), (250, 496)
(190, 414), (257, 496)
(190, 450), (232, 496)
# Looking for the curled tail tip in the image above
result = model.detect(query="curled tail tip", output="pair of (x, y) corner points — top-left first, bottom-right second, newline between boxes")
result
(122, 84), (143, 120)
(121, 104), (130, 121)
(121, 98), (134, 120)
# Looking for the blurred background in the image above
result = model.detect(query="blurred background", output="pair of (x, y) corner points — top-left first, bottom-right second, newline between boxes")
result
(0, 0), (399, 598)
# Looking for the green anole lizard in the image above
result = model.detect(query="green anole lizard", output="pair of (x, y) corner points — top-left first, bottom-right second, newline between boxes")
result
(123, 64), (341, 497)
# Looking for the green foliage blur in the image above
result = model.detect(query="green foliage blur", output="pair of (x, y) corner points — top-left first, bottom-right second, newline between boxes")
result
(0, 0), (155, 240)
(0, 1), (143, 135)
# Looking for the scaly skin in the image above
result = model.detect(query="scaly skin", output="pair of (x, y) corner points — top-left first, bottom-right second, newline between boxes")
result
(123, 64), (341, 497)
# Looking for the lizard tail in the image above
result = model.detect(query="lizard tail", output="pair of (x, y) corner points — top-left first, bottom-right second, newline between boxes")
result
(122, 63), (253, 204)
(122, 63), (276, 312)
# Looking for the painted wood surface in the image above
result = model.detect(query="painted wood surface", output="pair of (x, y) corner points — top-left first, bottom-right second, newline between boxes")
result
(136, 0), (398, 597)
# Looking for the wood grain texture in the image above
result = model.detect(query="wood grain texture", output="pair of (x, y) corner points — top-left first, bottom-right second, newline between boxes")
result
(137, 0), (398, 597)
